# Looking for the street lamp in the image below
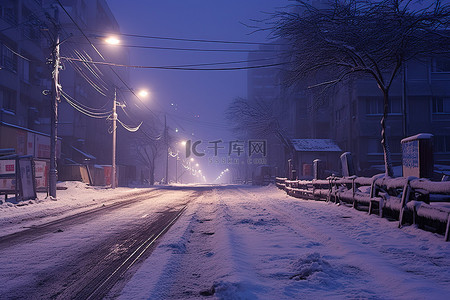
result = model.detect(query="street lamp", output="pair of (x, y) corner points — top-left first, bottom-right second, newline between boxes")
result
(104, 36), (120, 45)
(138, 89), (149, 98)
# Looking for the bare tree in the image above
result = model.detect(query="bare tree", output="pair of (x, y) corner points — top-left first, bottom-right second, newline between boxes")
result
(271, 0), (450, 176)
(131, 120), (164, 185)
(226, 97), (292, 149)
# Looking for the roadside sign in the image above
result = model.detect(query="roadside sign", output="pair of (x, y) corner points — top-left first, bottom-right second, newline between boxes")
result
(0, 160), (15, 175)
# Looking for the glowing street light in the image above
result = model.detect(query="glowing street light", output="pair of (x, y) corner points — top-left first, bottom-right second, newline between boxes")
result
(138, 89), (149, 98)
(105, 36), (120, 45)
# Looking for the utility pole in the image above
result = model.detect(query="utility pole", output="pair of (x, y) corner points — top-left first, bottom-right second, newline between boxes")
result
(49, 6), (60, 198)
(164, 114), (169, 184)
(175, 153), (178, 183)
(402, 62), (408, 138)
(112, 89), (117, 189)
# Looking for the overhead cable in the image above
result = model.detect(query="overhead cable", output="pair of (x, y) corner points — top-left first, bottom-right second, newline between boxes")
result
(91, 31), (286, 46)
(61, 56), (287, 70)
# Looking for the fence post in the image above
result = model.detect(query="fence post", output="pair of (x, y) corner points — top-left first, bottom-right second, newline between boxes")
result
(340, 152), (355, 177)
(445, 214), (450, 242)
(399, 179), (412, 228)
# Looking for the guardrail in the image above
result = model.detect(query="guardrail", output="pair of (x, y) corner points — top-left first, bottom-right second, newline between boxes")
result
(275, 176), (450, 241)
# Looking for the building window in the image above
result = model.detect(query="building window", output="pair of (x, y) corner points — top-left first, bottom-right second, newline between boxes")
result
(432, 58), (450, 73)
(367, 138), (382, 154)
(365, 96), (402, 115)
(1, 44), (17, 72)
(335, 107), (344, 123)
(368, 138), (401, 154)
(434, 136), (450, 153)
(0, 88), (17, 113)
(0, 2), (18, 25)
(432, 97), (450, 114)
(21, 59), (30, 83)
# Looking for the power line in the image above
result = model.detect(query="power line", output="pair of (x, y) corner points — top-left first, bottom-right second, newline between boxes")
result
(89, 31), (285, 46)
(104, 43), (279, 53)
(56, 0), (105, 60)
(60, 90), (112, 119)
(55, 0), (161, 123)
(61, 56), (287, 71)
(68, 41), (280, 53)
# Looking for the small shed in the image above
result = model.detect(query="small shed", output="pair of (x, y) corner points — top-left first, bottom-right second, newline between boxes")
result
(291, 139), (342, 179)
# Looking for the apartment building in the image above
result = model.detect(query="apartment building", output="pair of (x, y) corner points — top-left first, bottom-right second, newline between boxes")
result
(0, 0), (50, 132)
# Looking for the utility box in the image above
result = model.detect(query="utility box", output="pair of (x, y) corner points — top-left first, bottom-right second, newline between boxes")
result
(313, 159), (325, 180)
(401, 133), (433, 178)
(340, 152), (355, 177)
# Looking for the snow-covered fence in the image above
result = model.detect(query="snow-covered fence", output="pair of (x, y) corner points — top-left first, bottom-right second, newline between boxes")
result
(275, 176), (450, 241)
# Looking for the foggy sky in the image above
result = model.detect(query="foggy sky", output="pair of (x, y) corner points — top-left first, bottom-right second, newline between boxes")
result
(106, 0), (291, 143)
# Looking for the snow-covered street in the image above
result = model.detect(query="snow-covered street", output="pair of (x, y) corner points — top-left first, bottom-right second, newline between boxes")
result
(119, 185), (450, 300)
(1, 183), (449, 299)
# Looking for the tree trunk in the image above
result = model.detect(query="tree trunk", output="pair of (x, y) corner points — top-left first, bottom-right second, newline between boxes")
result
(381, 90), (394, 177)
(149, 167), (155, 185)
(149, 156), (156, 185)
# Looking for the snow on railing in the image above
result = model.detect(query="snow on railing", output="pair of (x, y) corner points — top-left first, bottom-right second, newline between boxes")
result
(275, 176), (450, 241)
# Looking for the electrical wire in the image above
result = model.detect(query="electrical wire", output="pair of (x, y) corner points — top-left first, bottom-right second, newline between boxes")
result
(60, 89), (112, 116)
(60, 56), (287, 70)
(62, 89), (143, 133)
(56, 0), (163, 123)
(93, 43), (280, 53)
(116, 118), (142, 132)
(61, 93), (112, 119)
(56, 0), (105, 60)
(88, 31), (285, 46)
(60, 89), (111, 113)
(65, 49), (111, 96)
(1, 44), (31, 61)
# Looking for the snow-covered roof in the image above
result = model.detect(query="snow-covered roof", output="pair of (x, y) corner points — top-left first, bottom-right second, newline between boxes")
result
(401, 133), (433, 143)
(291, 139), (342, 152)
(0, 121), (51, 137)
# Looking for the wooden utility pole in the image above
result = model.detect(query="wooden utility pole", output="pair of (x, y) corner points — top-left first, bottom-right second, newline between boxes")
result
(164, 114), (169, 184)
(49, 6), (60, 198)
(112, 89), (117, 189)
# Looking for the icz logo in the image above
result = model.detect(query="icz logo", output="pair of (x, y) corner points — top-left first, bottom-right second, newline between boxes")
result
(185, 140), (205, 158)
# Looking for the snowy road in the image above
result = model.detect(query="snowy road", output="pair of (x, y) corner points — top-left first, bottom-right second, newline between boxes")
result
(119, 185), (450, 300)
(0, 187), (201, 299)
(1, 183), (449, 299)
